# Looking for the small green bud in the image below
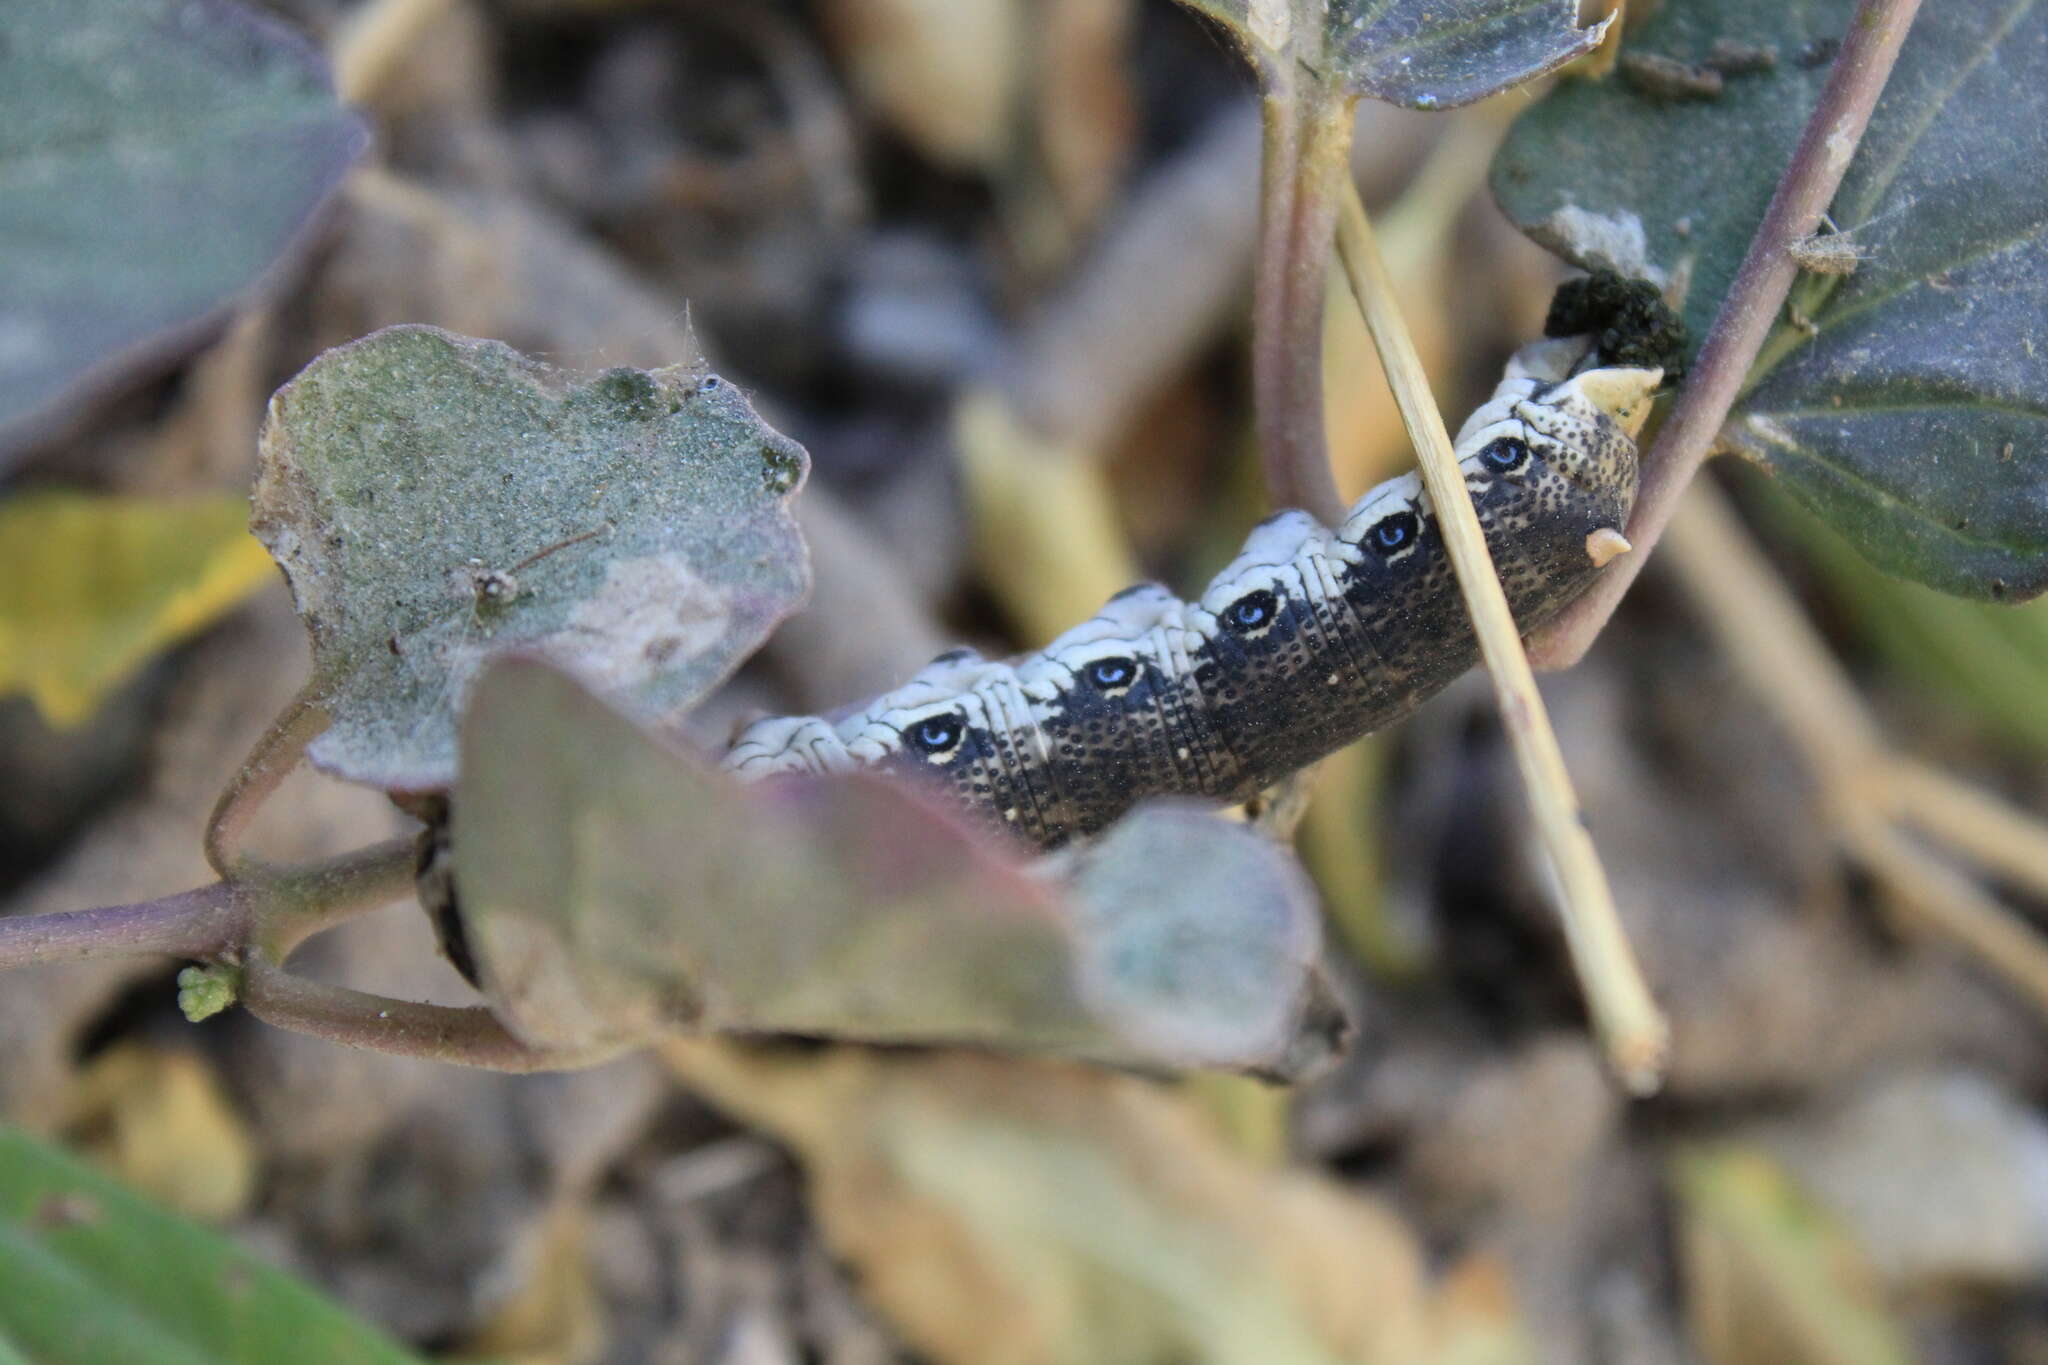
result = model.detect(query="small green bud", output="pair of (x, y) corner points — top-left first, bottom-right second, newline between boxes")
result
(176, 964), (240, 1022)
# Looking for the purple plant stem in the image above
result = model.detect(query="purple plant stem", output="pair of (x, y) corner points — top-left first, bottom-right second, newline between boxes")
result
(1252, 84), (1354, 526)
(0, 882), (247, 970)
(1526, 0), (1924, 670)
(240, 961), (635, 1072)
(260, 837), (421, 956)
(205, 686), (330, 875)
(0, 839), (414, 972)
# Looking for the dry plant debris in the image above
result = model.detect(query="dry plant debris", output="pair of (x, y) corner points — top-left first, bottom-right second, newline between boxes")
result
(2, 0), (2046, 1362)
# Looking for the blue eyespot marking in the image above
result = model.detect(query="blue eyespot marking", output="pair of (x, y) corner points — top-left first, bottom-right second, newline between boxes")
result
(1224, 589), (1279, 633)
(1480, 437), (1531, 474)
(1086, 657), (1137, 690)
(1369, 510), (1421, 557)
(907, 712), (966, 757)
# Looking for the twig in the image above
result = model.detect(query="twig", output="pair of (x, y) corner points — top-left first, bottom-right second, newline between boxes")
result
(1002, 102), (1264, 453)
(0, 882), (247, 971)
(240, 958), (631, 1072)
(1526, 0), (1924, 670)
(715, 2), (868, 229)
(954, 392), (1140, 646)
(204, 686), (330, 877)
(0, 839), (416, 973)
(330, 0), (458, 107)
(1663, 481), (2048, 1019)
(259, 837), (422, 958)
(1333, 177), (1669, 1094)
(1252, 85), (1353, 526)
(1843, 810), (2048, 1018)
(1878, 763), (2048, 905)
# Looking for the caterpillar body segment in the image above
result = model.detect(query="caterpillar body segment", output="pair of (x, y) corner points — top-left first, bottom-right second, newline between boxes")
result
(726, 338), (1660, 847)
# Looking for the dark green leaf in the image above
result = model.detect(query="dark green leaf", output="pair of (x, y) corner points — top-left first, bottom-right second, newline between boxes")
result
(1492, 0), (2048, 600)
(1493, 0), (1853, 352)
(1750, 472), (2048, 753)
(253, 326), (810, 792)
(0, 1126), (420, 1365)
(1175, 0), (1604, 107)
(0, 0), (367, 460)
(1323, 0), (1606, 108)
(452, 658), (1331, 1076)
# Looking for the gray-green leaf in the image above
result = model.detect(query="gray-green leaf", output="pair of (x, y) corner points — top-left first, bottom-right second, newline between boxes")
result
(451, 658), (1332, 1077)
(1492, 0), (2048, 600)
(0, 0), (367, 460)
(253, 326), (810, 792)
(1176, 0), (1604, 108)
(0, 1126), (421, 1365)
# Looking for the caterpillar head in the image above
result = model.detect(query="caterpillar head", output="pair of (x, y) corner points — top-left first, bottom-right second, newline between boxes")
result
(1452, 340), (1660, 517)
(1515, 364), (1660, 512)
(1566, 366), (1662, 440)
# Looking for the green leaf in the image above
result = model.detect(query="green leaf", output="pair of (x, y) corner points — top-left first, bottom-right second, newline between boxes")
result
(1492, 0), (2048, 600)
(0, 491), (277, 727)
(452, 658), (1332, 1076)
(1750, 473), (2048, 754)
(0, 1126), (421, 1365)
(1176, 0), (1605, 107)
(252, 326), (810, 793)
(0, 0), (367, 460)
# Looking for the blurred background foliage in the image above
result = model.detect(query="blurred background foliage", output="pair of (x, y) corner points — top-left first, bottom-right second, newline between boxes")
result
(2, 1), (2047, 1363)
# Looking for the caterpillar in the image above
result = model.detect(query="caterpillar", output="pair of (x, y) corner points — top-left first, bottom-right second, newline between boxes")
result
(725, 334), (1661, 849)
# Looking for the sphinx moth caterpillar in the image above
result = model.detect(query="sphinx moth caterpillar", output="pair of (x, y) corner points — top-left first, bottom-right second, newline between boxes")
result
(727, 334), (1662, 848)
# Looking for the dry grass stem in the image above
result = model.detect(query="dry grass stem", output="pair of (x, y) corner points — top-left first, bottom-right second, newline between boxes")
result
(1878, 764), (2048, 905)
(329, 0), (460, 108)
(1664, 482), (2048, 1018)
(1334, 176), (1669, 1094)
(1846, 812), (2048, 1020)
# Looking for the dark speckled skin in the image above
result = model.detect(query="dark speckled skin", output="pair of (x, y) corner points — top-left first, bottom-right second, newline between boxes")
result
(727, 341), (1656, 847)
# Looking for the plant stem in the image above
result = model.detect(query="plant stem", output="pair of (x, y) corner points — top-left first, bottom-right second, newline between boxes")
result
(331, 0), (458, 106)
(240, 958), (632, 1072)
(1334, 177), (1669, 1094)
(261, 837), (421, 958)
(1881, 763), (2048, 906)
(205, 687), (331, 877)
(1525, 0), (1924, 670)
(1846, 813), (2048, 1020)
(1663, 481), (2048, 1020)
(0, 839), (414, 973)
(1252, 85), (1353, 526)
(0, 882), (247, 971)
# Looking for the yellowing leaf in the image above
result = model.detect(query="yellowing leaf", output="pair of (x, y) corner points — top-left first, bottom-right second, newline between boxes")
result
(63, 1043), (258, 1225)
(954, 388), (1139, 647)
(820, 0), (1022, 174)
(1673, 1145), (1916, 1365)
(665, 1041), (1520, 1365)
(451, 1206), (603, 1365)
(0, 490), (275, 727)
